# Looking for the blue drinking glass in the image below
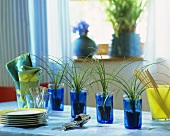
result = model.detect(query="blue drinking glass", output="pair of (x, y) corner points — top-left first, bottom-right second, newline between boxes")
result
(70, 89), (87, 118)
(44, 92), (52, 112)
(95, 92), (113, 124)
(123, 94), (142, 129)
(48, 83), (64, 111)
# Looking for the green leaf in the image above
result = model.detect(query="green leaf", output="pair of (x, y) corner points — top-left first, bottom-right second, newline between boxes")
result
(100, 0), (149, 34)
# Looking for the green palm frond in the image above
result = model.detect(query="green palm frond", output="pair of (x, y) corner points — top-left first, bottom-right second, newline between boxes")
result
(100, 0), (149, 36)
(62, 58), (94, 93)
(32, 55), (67, 90)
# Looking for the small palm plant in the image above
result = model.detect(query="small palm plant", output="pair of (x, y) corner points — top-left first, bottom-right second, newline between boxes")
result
(63, 58), (92, 93)
(114, 71), (146, 102)
(62, 58), (94, 118)
(112, 64), (153, 129)
(115, 74), (143, 129)
(34, 55), (66, 88)
(89, 58), (133, 94)
(89, 56), (134, 124)
(113, 61), (163, 110)
(33, 55), (67, 111)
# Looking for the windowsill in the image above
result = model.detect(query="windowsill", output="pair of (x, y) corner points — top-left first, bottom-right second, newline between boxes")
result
(73, 55), (143, 62)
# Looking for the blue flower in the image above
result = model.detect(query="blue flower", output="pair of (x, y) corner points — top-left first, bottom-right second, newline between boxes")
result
(72, 20), (89, 36)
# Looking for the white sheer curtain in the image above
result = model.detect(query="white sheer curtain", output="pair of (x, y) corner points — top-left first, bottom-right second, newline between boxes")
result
(47, 0), (72, 59)
(145, 0), (170, 83)
(47, 0), (72, 104)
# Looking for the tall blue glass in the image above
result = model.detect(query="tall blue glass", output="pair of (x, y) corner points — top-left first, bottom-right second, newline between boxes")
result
(95, 92), (113, 124)
(44, 92), (52, 112)
(123, 94), (142, 129)
(48, 83), (64, 111)
(70, 89), (87, 118)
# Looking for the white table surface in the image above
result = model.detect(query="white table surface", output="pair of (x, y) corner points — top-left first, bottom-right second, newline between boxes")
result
(0, 101), (170, 136)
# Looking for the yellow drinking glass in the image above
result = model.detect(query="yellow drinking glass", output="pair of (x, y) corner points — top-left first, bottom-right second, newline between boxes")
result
(146, 85), (170, 120)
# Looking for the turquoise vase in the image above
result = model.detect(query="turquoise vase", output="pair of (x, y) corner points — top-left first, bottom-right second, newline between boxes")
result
(73, 35), (97, 58)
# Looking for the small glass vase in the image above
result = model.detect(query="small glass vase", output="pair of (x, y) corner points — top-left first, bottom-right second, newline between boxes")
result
(95, 92), (113, 124)
(26, 92), (52, 112)
(123, 94), (142, 129)
(70, 89), (87, 118)
(15, 81), (40, 108)
(48, 83), (64, 111)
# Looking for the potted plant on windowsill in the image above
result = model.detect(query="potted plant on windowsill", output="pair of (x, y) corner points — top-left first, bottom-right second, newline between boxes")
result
(63, 58), (93, 118)
(100, 0), (149, 57)
(72, 20), (97, 58)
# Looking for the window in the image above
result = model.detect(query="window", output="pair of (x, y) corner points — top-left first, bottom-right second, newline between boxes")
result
(69, 0), (148, 45)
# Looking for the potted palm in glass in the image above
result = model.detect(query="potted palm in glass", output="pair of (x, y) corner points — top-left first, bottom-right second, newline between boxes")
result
(92, 59), (114, 124)
(34, 56), (66, 111)
(89, 57), (132, 124)
(63, 58), (93, 118)
(116, 75), (144, 129)
(113, 66), (150, 129)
